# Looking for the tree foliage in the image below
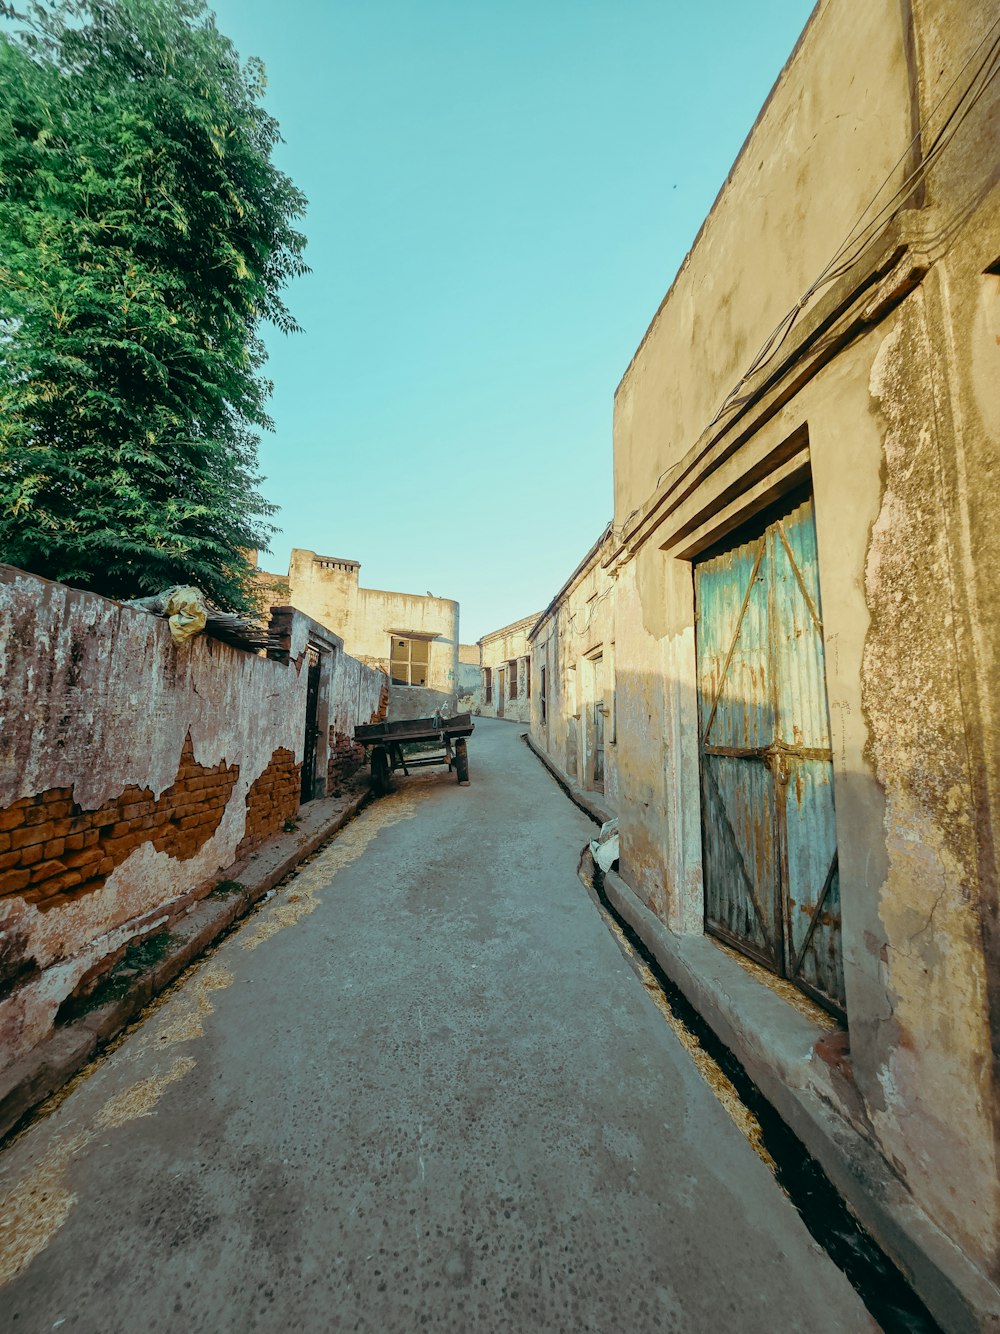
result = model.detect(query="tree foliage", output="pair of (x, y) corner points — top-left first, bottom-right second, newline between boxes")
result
(0, 0), (307, 611)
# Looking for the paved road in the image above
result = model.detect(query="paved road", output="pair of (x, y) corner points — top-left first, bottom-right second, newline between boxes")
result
(0, 718), (873, 1333)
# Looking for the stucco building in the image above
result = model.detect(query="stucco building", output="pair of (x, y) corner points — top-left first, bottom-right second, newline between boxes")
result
(527, 0), (999, 1325)
(478, 614), (540, 726)
(286, 550), (460, 721)
(456, 643), (481, 714)
(528, 526), (617, 810)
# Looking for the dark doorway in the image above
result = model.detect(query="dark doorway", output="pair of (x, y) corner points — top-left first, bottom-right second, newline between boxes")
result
(301, 646), (321, 802)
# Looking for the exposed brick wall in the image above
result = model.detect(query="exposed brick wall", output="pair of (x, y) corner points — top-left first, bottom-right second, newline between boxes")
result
(0, 736), (239, 913)
(325, 684), (390, 791)
(1, 565), (390, 1074)
(327, 732), (366, 790)
(236, 747), (301, 858)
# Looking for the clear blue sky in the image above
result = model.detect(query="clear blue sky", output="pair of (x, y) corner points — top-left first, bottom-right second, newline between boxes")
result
(209, 0), (816, 642)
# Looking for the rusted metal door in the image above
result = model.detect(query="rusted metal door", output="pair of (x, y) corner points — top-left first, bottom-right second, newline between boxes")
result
(300, 647), (321, 802)
(497, 668), (505, 718)
(694, 494), (844, 1016)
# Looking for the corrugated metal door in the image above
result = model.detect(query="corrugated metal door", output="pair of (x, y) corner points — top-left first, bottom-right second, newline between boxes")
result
(694, 494), (844, 1016)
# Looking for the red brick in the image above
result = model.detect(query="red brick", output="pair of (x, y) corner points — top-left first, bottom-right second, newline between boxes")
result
(43, 837), (67, 860)
(0, 868), (31, 894)
(19, 845), (44, 867)
(0, 808), (27, 833)
(0, 850), (21, 872)
(121, 801), (155, 820)
(26, 801), (71, 825)
(119, 832), (150, 853)
(12, 825), (47, 851)
(41, 870), (84, 897)
(30, 858), (68, 884)
(63, 846), (104, 871)
(96, 856), (115, 877)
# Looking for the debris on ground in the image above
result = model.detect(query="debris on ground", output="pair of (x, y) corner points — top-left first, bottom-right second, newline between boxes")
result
(590, 817), (619, 873)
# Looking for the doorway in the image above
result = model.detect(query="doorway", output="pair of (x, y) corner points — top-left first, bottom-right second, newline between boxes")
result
(301, 646), (321, 802)
(497, 667), (506, 718)
(694, 491), (843, 1016)
(586, 654), (605, 791)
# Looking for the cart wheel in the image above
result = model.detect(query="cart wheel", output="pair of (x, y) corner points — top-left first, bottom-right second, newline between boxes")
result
(371, 746), (391, 796)
(454, 738), (470, 786)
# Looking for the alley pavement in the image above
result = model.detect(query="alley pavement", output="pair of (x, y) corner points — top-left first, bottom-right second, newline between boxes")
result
(0, 718), (873, 1333)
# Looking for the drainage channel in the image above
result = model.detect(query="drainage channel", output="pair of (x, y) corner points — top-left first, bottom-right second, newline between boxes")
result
(578, 853), (942, 1334)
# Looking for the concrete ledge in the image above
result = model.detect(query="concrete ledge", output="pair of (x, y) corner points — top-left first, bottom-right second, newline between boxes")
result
(523, 731), (616, 828)
(0, 783), (374, 1145)
(602, 866), (1000, 1334)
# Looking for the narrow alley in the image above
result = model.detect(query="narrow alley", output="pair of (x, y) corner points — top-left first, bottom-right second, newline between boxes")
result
(0, 720), (873, 1333)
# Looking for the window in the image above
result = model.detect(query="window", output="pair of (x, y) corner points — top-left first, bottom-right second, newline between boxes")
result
(526, 656), (531, 699)
(509, 661), (518, 699)
(390, 636), (429, 686)
(540, 665), (547, 723)
(484, 666), (492, 703)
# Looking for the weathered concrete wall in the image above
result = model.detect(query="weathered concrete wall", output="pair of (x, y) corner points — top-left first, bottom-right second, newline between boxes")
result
(326, 654), (389, 791)
(605, 0), (1000, 1316)
(529, 533), (617, 809)
(613, 0), (913, 523)
(456, 644), (481, 714)
(478, 615), (540, 726)
(287, 549), (460, 717)
(0, 566), (386, 1075)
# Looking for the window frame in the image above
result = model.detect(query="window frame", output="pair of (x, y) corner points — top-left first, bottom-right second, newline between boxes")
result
(389, 635), (430, 687)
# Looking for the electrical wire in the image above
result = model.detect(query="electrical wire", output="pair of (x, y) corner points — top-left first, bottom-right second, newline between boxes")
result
(610, 13), (1000, 550)
(709, 14), (1000, 425)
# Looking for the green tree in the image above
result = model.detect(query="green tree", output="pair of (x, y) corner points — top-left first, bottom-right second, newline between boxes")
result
(0, 0), (307, 612)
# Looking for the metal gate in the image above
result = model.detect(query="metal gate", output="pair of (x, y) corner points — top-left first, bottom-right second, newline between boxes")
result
(694, 494), (844, 1016)
(300, 647), (321, 802)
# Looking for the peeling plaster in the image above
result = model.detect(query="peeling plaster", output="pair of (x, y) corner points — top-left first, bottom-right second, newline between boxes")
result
(862, 306), (999, 1270)
(0, 568), (387, 1073)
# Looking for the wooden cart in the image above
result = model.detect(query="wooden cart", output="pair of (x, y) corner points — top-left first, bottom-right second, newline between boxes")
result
(354, 713), (475, 796)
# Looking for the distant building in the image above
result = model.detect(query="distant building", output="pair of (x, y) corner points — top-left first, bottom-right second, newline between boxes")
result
(286, 551), (459, 720)
(478, 614), (540, 726)
(456, 643), (481, 714)
(528, 525), (615, 804)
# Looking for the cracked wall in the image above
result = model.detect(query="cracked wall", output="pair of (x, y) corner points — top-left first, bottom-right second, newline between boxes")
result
(0, 566), (386, 1076)
(603, 0), (1000, 1302)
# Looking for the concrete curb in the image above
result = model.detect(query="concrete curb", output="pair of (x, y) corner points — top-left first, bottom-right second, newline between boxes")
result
(0, 783), (375, 1145)
(521, 732), (616, 828)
